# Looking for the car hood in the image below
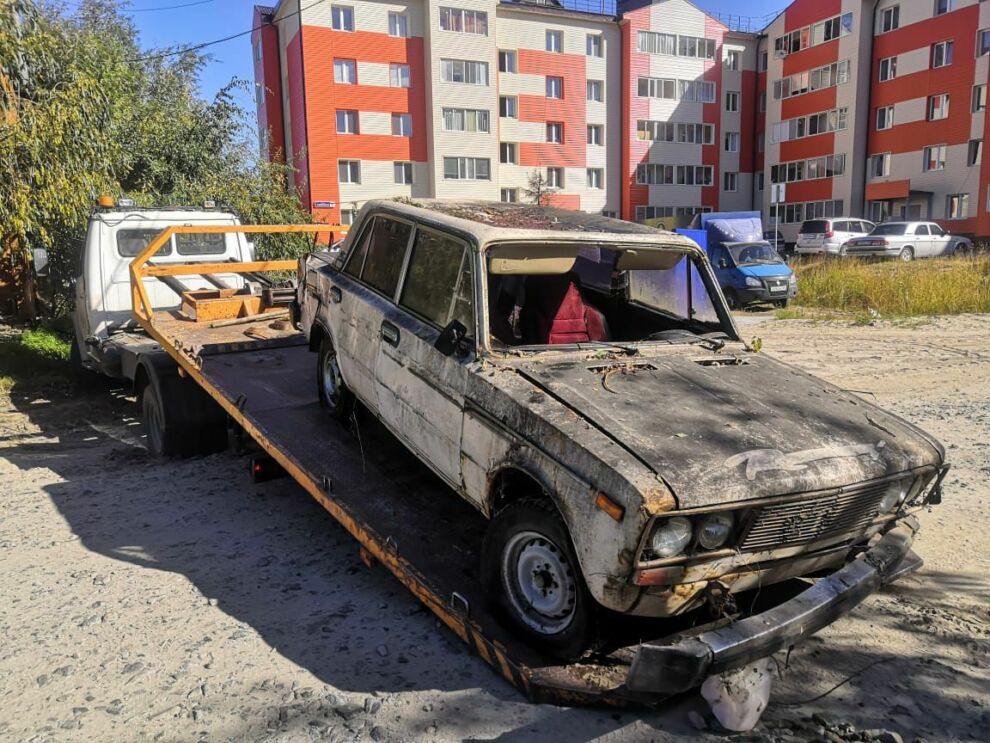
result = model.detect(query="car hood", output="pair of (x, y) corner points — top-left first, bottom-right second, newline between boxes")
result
(737, 263), (792, 278)
(512, 351), (942, 508)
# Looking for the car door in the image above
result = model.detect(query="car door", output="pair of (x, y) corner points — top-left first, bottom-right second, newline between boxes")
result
(375, 225), (477, 489)
(912, 223), (932, 257)
(329, 215), (413, 410)
(929, 224), (952, 255)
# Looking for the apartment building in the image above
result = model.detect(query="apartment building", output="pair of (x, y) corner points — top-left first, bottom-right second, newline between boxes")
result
(252, 0), (990, 239)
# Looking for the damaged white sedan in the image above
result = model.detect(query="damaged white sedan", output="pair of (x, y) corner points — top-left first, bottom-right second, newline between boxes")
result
(296, 200), (947, 690)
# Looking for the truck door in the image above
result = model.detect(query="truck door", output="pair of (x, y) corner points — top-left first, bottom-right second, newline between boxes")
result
(375, 225), (475, 489)
(329, 215), (412, 410)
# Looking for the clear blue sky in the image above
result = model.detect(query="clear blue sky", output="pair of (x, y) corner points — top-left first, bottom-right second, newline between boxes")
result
(122, 0), (786, 102)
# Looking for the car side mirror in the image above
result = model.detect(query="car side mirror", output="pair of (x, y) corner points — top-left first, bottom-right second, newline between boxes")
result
(435, 319), (470, 358)
(31, 248), (50, 277)
(718, 258), (728, 270)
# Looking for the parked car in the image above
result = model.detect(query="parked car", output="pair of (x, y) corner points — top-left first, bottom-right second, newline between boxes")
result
(296, 200), (945, 660)
(845, 222), (973, 261)
(796, 218), (875, 256)
(763, 229), (789, 256)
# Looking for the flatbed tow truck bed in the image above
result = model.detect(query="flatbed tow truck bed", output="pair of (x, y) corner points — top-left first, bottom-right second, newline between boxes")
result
(126, 225), (925, 710)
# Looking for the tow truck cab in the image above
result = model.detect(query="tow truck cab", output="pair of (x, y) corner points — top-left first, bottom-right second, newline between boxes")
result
(72, 204), (254, 379)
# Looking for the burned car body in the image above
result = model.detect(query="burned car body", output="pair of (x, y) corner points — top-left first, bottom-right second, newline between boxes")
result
(296, 200), (945, 662)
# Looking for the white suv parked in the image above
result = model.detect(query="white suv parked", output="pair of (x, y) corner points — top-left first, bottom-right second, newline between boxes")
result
(796, 218), (875, 256)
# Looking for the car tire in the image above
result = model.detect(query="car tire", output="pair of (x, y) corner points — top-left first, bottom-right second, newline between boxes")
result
(724, 288), (740, 311)
(839, 243), (849, 257)
(899, 247), (914, 262)
(482, 496), (596, 660)
(317, 335), (354, 421)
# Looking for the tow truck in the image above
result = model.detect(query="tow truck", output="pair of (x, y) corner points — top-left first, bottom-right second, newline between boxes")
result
(66, 199), (942, 712)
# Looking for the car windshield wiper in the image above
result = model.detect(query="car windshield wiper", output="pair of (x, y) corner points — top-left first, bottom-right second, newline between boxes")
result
(579, 341), (641, 356)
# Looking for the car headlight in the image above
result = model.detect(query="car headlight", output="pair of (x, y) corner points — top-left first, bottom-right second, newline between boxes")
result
(651, 517), (693, 558)
(879, 481), (909, 513)
(697, 512), (734, 550)
(745, 276), (762, 288)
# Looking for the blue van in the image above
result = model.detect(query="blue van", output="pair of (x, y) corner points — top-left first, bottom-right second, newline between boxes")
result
(679, 212), (796, 310)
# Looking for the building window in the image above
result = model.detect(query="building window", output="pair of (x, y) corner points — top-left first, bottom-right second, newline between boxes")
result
(546, 122), (563, 143)
(394, 162), (414, 184)
(760, 50), (768, 71)
(636, 120), (713, 144)
(923, 144), (947, 171)
(602, 210), (616, 218)
(869, 153), (890, 178)
(499, 95), (517, 118)
(723, 172), (738, 192)
(636, 164), (674, 185)
(727, 50), (740, 70)
(757, 173), (765, 191)
(928, 94), (949, 120)
(331, 5), (354, 31)
(968, 139), (983, 166)
(979, 29), (990, 57)
(879, 56), (897, 82)
(771, 107), (848, 143)
(678, 35), (716, 60)
(587, 34), (602, 57)
(931, 41), (953, 69)
(338, 160), (360, 184)
(390, 63), (410, 88)
(586, 80), (603, 102)
(501, 188), (518, 203)
(587, 124), (603, 145)
(973, 84), (987, 112)
(636, 206), (673, 222)
(334, 59), (357, 84)
(946, 193), (969, 219)
(256, 84), (265, 109)
(336, 110), (359, 134)
(443, 157), (490, 180)
(439, 7), (488, 35)
(498, 50), (517, 73)
(440, 59), (489, 85)
(587, 168), (603, 189)
(388, 12), (409, 37)
(876, 105), (894, 130)
(546, 30), (563, 53)
(546, 76), (563, 99)
(680, 80), (716, 103)
(879, 5), (899, 33)
(638, 31), (676, 55)
(499, 142), (517, 164)
(770, 154), (846, 183)
(254, 40), (262, 61)
(546, 167), (564, 188)
(442, 108), (490, 132)
(340, 209), (355, 226)
(724, 132), (739, 152)
(725, 92), (740, 112)
(391, 113), (412, 136)
(934, 0), (954, 16)
(676, 166), (713, 186)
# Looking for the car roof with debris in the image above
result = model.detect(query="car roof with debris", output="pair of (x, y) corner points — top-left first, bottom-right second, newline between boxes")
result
(359, 199), (703, 254)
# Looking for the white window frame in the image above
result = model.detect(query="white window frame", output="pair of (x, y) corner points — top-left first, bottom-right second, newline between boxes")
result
(586, 80), (603, 102)
(546, 122), (563, 144)
(934, 0), (954, 16)
(388, 12), (409, 38)
(724, 132), (739, 152)
(932, 40), (953, 69)
(979, 29), (990, 57)
(946, 193), (969, 220)
(586, 34), (603, 57)
(725, 91), (740, 112)
(393, 161), (414, 185)
(336, 109), (359, 135)
(727, 50), (740, 71)
(973, 84), (988, 112)
(441, 108), (490, 133)
(923, 144), (947, 171)
(501, 188), (518, 203)
(440, 59), (489, 86)
(723, 172), (738, 192)
(968, 139), (983, 167)
(546, 167), (564, 189)
(876, 105), (894, 130)
(587, 168), (604, 189)
(546, 76), (563, 99)
(928, 94), (949, 121)
(546, 30), (563, 53)
(338, 159), (360, 184)
(390, 63), (410, 88)
(391, 113), (412, 137)
(499, 142), (517, 164)
(879, 5), (899, 34)
(439, 7), (488, 36)
(331, 5), (354, 32)
(869, 152), (891, 178)
(499, 95), (517, 118)
(879, 56), (897, 82)
(334, 58), (357, 85)
(443, 157), (491, 181)
(587, 124), (603, 145)
(498, 50), (517, 73)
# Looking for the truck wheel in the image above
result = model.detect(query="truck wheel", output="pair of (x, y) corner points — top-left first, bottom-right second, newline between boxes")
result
(141, 373), (227, 458)
(482, 497), (595, 660)
(317, 336), (353, 420)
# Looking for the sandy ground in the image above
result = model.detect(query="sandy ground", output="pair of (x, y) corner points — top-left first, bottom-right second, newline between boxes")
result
(1, 315), (988, 743)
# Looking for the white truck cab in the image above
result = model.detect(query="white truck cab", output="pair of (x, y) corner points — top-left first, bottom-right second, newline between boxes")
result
(72, 204), (254, 378)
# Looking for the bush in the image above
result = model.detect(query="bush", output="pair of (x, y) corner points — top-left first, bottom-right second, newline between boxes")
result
(0, 328), (71, 393)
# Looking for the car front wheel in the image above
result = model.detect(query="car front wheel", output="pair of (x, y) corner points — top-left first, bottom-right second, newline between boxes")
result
(482, 497), (595, 660)
(317, 336), (354, 420)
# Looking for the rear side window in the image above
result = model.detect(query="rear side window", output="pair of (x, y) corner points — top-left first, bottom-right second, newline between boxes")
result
(400, 229), (474, 335)
(913, 224), (929, 235)
(344, 216), (411, 298)
(800, 220), (829, 234)
(176, 232), (227, 255)
(116, 229), (172, 257)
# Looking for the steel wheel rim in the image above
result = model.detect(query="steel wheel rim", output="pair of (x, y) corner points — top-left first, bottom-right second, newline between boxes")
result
(321, 350), (342, 406)
(502, 530), (577, 634)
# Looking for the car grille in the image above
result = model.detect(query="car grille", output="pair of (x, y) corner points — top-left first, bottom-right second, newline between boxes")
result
(739, 479), (899, 552)
(764, 277), (789, 292)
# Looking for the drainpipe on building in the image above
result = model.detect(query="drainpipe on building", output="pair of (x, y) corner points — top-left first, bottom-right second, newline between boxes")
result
(752, 33), (766, 214)
(861, 0), (882, 221)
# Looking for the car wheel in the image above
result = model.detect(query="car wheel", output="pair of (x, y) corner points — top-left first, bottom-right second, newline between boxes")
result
(482, 497), (596, 660)
(724, 288), (740, 311)
(839, 243), (849, 257)
(317, 335), (353, 420)
(899, 247), (914, 262)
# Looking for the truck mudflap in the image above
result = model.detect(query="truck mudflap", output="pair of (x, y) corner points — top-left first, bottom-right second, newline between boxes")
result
(626, 517), (920, 694)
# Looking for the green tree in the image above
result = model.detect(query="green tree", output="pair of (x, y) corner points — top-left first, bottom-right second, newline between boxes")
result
(0, 0), (312, 316)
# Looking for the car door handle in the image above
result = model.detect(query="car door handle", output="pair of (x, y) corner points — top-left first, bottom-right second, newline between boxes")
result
(381, 321), (400, 347)
(328, 286), (342, 304)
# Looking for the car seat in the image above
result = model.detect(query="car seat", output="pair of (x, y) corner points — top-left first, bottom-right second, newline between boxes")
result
(520, 274), (609, 345)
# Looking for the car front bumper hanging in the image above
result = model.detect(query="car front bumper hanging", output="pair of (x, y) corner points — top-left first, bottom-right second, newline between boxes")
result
(626, 517), (919, 694)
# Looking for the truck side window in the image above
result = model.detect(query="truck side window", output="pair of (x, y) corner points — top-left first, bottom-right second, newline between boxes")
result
(399, 228), (474, 336)
(116, 229), (173, 257)
(175, 233), (226, 255)
(359, 217), (411, 298)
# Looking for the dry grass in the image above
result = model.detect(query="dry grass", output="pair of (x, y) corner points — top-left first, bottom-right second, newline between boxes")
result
(789, 255), (990, 318)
